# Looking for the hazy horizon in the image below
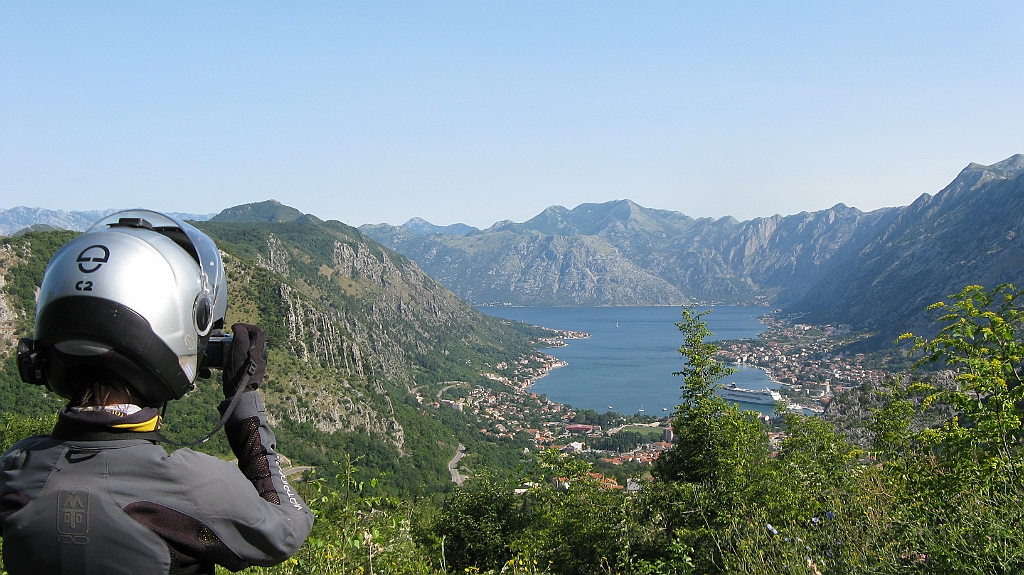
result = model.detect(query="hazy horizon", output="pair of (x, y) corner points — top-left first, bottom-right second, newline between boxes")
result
(0, 190), (954, 231)
(3, 3), (1023, 228)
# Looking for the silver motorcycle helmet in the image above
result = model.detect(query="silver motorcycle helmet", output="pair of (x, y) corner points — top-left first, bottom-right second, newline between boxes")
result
(23, 209), (227, 405)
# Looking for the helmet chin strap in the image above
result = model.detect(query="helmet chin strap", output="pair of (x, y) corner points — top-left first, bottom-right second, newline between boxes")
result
(160, 338), (259, 448)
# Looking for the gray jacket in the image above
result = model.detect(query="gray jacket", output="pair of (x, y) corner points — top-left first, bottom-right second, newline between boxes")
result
(0, 391), (313, 575)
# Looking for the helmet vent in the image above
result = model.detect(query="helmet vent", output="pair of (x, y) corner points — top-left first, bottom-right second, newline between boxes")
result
(110, 217), (154, 230)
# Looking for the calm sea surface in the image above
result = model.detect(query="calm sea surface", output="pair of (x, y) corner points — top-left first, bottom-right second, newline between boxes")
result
(478, 306), (779, 416)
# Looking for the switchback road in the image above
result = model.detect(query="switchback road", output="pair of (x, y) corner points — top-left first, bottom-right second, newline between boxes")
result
(449, 443), (467, 485)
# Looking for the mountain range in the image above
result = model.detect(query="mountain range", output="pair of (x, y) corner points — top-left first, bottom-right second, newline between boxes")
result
(0, 207), (215, 236)
(4, 155), (1024, 348)
(361, 201), (900, 308)
(359, 154), (1024, 345)
(795, 155), (1024, 342)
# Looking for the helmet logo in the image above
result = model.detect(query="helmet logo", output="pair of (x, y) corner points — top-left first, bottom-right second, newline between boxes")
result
(76, 245), (110, 273)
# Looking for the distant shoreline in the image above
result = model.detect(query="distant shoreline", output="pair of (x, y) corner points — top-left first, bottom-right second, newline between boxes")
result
(481, 305), (773, 415)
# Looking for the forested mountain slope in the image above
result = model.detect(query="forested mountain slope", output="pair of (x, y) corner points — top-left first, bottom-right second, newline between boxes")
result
(0, 207), (554, 493)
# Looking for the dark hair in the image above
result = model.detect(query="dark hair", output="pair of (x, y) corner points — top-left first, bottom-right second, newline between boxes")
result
(66, 367), (137, 408)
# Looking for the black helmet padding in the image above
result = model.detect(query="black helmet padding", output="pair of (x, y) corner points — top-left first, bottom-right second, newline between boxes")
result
(36, 296), (194, 405)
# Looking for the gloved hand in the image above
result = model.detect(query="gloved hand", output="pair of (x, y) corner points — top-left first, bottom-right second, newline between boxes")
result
(222, 323), (268, 398)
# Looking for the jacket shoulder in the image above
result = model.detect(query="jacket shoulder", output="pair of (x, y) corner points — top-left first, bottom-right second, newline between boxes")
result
(2, 434), (60, 458)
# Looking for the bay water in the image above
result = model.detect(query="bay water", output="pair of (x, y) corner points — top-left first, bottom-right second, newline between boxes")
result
(478, 306), (780, 416)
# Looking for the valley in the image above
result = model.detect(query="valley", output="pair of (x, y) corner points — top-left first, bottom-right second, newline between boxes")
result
(5, 155), (1024, 492)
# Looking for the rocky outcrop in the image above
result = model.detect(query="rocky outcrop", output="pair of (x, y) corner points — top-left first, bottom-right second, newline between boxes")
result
(254, 233), (291, 276)
(0, 243), (28, 352)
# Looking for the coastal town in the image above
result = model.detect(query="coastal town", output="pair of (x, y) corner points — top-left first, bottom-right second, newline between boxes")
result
(417, 312), (895, 484)
(714, 313), (889, 412)
(415, 330), (678, 481)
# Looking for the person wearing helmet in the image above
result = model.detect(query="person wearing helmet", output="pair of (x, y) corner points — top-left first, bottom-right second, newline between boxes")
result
(0, 210), (313, 574)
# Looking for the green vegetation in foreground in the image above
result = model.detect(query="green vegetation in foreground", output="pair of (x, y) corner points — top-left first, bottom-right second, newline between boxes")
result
(250, 285), (1024, 574)
(7, 283), (1024, 574)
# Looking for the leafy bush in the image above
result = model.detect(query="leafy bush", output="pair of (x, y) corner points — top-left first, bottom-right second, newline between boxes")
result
(427, 472), (534, 572)
(0, 412), (57, 452)
(242, 458), (436, 575)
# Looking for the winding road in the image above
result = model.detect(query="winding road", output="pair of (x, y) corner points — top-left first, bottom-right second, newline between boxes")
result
(448, 443), (467, 485)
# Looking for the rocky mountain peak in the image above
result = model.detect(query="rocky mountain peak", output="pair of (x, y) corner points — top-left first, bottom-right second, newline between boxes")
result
(522, 206), (573, 235)
(946, 154), (1024, 195)
(986, 153), (1024, 178)
(402, 217), (432, 231)
(521, 199), (675, 237)
(484, 219), (520, 233)
(963, 154), (1024, 179)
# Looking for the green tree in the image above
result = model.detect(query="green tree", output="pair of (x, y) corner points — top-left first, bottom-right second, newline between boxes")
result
(883, 284), (1024, 572)
(427, 471), (534, 573)
(247, 457), (436, 575)
(650, 307), (771, 573)
(653, 306), (769, 492)
(0, 412), (58, 452)
(772, 412), (861, 522)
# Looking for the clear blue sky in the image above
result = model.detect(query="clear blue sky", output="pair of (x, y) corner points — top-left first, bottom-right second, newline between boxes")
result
(2, 2), (1022, 228)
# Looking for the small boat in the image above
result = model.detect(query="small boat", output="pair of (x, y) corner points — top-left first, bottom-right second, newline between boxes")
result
(638, 404), (645, 413)
(608, 405), (614, 410)
(662, 407), (668, 411)
(615, 321), (619, 328)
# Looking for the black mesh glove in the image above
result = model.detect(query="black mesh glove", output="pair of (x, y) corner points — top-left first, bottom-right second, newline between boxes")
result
(222, 323), (268, 398)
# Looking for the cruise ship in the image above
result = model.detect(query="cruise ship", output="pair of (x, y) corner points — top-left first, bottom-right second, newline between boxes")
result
(716, 383), (783, 405)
